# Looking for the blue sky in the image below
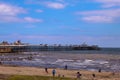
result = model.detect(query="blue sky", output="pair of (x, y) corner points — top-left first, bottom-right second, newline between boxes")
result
(0, 0), (120, 47)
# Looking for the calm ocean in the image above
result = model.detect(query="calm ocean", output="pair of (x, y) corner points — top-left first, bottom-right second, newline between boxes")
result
(1, 48), (120, 72)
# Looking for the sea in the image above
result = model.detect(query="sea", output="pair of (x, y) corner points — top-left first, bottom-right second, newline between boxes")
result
(0, 48), (120, 72)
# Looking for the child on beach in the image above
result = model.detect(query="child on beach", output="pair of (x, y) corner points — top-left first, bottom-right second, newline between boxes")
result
(52, 69), (56, 77)
(76, 72), (82, 80)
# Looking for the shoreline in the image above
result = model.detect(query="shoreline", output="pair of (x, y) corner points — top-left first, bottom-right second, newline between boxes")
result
(0, 52), (120, 72)
(0, 65), (120, 80)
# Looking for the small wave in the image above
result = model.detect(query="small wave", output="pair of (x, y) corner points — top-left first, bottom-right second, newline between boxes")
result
(83, 59), (109, 65)
(94, 60), (109, 64)
(55, 59), (74, 62)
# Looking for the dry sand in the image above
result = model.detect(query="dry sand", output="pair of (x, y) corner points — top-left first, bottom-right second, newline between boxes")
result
(0, 65), (120, 80)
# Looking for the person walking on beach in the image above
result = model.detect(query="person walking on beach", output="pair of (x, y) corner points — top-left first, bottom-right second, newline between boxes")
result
(92, 73), (96, 77)
(64, 65), (68, 70)
(45, 67), (48, 73)
(52, 69), (56, 77)
(92, 73), (96, 80)
(98, 68), (101, 73)
(76, 72), (82, 80)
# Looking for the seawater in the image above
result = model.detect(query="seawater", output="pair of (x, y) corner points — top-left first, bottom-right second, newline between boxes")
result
(0, 48), (120, 72)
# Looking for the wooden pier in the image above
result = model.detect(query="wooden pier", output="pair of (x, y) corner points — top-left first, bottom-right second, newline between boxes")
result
(0, 40), (100, 53)
(0, 44), (100, 53)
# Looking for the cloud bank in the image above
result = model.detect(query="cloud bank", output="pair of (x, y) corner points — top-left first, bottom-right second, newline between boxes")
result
(76, 9), (120, 23)
(0, 3), (42, 23)
(94, 0), (120, 8)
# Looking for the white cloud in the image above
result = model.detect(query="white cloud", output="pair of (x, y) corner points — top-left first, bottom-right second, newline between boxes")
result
(36, 9), (43, 13)
(78, 9), (120, 17)
(94, 0), (120, 8)
(44, 2), (66, 9)
(95, 0), (120, 3)
(26, 0), (78, 9)
(82, 16), (113, 23)
(0, 16), (43, 23)
(24, 17), (43, 23)
(0, 3), (26, 16)
(76, 9), (120, 23)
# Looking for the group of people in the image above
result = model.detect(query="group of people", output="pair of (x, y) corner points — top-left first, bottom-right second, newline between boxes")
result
(46, 68), (82, 79)
(45, 67), (56, 77)
(44, 66), (102, 80)
(44, 65), (68, 77)
(44, 65), (82, 79)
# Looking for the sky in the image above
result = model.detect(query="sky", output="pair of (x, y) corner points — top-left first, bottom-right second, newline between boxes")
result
(0, 0), (120, 47)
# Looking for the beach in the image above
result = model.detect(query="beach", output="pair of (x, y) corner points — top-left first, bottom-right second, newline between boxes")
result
(0, 49), (120, 80)
(0, 65), (120, 80)
(1, 50), (120, 71)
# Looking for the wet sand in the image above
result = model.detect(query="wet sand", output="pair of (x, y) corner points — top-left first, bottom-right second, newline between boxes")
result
(0, 65), (120, 80)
